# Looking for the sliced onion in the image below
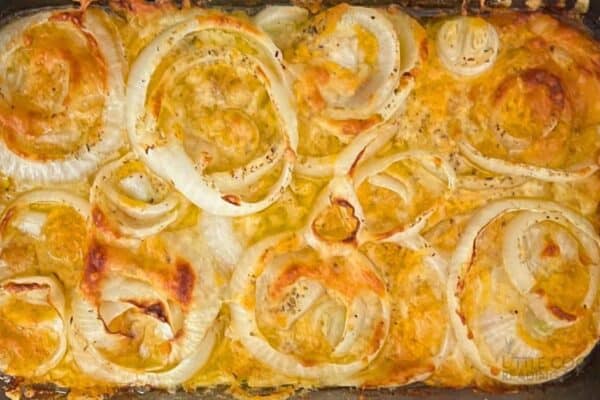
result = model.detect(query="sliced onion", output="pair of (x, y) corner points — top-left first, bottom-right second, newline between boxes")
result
(436, 17), (499, 77)
(229, 232), (390, 382)
(459, 141), (599, 183)
(0, 10), (125, 183)
(296, 121), (397, 178)
(91, 153), (186, 241)
(70, 230), (221, 387)
(352, 151), (456, 245)
(289, 5), (418, 177)
(0, 275), (66, 376)
(0, 190), (90, 232)
(200, 212), (244, 269)
(253, 5), (309, 49)
(127, 14), (297, 217)
(447, 198), (600, 384)
(502, 210), (599, 329)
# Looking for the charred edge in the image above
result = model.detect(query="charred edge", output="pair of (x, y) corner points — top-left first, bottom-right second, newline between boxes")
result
(348, 147), (367, 177)
(173, 260), (195, 306)
(222, 194), (241, 206)
(521, 68), (565, 109)
(2, 282), (46, 293)
(84, 242), (107, 287)
(548, 304), (577, 321)
(130, 301), (168, 323)
(49, 10), (84, 28)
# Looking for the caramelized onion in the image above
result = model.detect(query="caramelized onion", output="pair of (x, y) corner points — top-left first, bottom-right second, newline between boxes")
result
(0, 275), (66, 376)
(127, 13), (297, 216)
(70, 232), (221, 386)
(229, 232), (390, 381)
(0, 10), (125, 183)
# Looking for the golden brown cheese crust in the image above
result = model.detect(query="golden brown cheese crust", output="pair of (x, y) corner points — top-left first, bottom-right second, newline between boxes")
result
(0, 2), (598, 397)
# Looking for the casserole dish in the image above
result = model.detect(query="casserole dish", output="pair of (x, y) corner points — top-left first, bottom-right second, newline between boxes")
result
(0, 0), (598, 398)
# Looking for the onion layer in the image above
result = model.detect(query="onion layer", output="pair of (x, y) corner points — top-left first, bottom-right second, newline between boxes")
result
(69, 230), (221, 387)
(352, 151), (456, 246)
(0, 10), (125, 183)
(447, 198), (600, 384)
(229, 232), (390, 382)
(127, 13), (297, 217)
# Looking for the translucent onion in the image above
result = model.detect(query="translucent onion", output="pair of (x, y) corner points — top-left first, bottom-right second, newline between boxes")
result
(352, 151), (456, 245)
(447, 198), (600, 384)
(69, 231), (221, 387)
(229, 232), (390, 382)
(459, 141), (599, 183)
(436, 17), (499, 77)
(0, 275), (66, 376)
(126, 14), (297, 217)
(289, 5), (418, 177)
(91, 153), (186, 241)
(200, 212), (244, 269)
(502, 210), (599, 329)
(0, 10), (125, 183)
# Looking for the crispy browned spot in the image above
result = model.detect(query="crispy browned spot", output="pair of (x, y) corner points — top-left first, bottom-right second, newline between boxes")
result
(0, 207), (15, 233)
(49, 11), (84, 28)
(2, 282), (46, 293)
(311, 198), (359, 244)
(222, 194), (241, 206)
(520, 68), (565, 110)
(83, 241), (107, 291)
(171, 260), (195, 306)
(548, 305), (577, 321)
(130, 301), (168, 323)
(348, 147), (366, 177)
(541, 241), (560, 257)
(200, 14), (261, 35)
(270, 259), (385, 299)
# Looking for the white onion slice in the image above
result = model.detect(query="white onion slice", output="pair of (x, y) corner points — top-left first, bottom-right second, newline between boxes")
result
(436, 17), (499, 77)
(127, 14), (297, 217)
(502, 210), (599, 329)
(291, 6), (418, 177)
(91, 153), (185, 240)
(0, 10), (125, 183)
(459, 141), (599, 183)
(447, 198), (600, 384)
(0, 275), (66, 376)
(253, 5), (309, 49)
(70, 230), (221, 387)
(229, 232), (390, 382)
(352, 151), (456, 244)
(296, 121), (397, 178)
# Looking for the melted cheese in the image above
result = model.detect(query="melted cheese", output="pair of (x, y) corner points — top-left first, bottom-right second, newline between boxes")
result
(0, 3), (598, 396)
